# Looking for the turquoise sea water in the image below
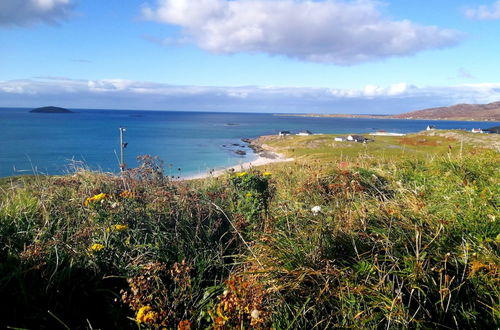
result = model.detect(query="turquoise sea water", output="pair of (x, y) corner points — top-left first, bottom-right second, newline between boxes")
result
(0, 108), (498, 178)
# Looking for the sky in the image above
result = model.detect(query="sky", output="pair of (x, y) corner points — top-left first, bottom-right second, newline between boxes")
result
(1, 0), (500, 114)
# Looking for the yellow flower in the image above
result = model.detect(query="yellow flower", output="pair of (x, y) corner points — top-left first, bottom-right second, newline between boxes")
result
(263, 172), (272, 176)
(84, 193), (108, 206)
(236, 172), (248, 177)
(136, 306), (159, 324)
(88, 243), (105, 252)
(246, 192), (253, 198)
(106, 224), (128, 232)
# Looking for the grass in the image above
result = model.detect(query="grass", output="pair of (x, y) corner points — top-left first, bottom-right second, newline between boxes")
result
(255, 130), (497, 163)
(0, 133), (499, 329)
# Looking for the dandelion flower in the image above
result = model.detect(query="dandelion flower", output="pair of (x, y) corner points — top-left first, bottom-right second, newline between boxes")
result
(106, 224), (128, 232)
(136, 306), (158, 324)
(263, 172), (272, 176)
(88, 243), (105, 252)
(84, 193), (108, 206)
(235, 172), (248, 177)
(311, 206), (322, 215)
(246, 192), (253, 198)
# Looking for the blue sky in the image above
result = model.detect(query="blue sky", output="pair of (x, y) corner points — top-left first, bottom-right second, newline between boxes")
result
(1, 0), (500, 113)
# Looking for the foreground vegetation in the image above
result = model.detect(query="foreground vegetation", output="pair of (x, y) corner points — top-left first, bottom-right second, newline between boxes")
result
(1, 132), (499, 329)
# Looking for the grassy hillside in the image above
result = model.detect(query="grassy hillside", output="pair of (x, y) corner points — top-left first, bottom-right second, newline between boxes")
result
(0, 134), (499, 329)
(391, 101), (500, 121)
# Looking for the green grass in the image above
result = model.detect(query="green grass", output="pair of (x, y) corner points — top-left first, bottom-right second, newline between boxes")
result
(0, 135), (499, 329)
(256, 130), (495, 163)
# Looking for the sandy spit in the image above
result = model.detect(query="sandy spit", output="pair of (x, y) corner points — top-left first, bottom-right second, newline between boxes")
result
(182, 152), (294, 180)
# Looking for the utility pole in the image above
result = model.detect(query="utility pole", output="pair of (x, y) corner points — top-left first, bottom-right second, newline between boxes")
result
(119, 127), (127, 172)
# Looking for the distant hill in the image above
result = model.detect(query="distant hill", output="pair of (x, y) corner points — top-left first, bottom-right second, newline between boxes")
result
(30, 106), (73, 113)
(391, 101), (500, 121)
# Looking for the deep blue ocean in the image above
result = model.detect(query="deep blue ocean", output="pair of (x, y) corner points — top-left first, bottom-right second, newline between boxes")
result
(1, 108), (498, 178)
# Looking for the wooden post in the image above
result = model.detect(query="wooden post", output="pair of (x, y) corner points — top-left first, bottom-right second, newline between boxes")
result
(119, 127), (126, 172)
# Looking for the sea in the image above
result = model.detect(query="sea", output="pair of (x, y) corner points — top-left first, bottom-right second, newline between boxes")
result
(1, 108), (498, 178)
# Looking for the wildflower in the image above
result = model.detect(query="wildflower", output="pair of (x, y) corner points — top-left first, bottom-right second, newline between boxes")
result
(106, 224), (128, 232)
(250, 309), (264, 326)
(136, 306), (159, 324)
(263, 172), (272, 176)
(251, 309), (261, 319)
(311, 206), (322, 215)
(235, 172), (248, 177)
(178, 320), (192, 330)
(246, 192), (253, 198)
(84, 193), (108, 206)
(120, 190), (136, 199)
(88, 243), (105, 252)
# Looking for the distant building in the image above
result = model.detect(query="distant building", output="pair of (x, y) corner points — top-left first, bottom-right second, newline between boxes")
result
(278, 131), (291, 137)
(471, 128), (484, 133)
(297, 130), (313, 136)
(334, 137), (346, 142)
(426, 125), (436, 131)
(347, 135), (366, 142)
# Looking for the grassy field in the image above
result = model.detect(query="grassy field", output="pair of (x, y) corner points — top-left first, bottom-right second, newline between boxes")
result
(253, 130), (499, 162)
(0, 132), (499, 329)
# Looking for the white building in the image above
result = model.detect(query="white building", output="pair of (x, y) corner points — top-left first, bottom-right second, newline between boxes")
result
(347, 135), (366, 142)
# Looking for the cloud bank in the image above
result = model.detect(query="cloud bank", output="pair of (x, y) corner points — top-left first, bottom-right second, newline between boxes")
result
(142, 0), (461, 64)
(0, 0), (74, 27)
(465, 1), (500, 20)
(1, 78), (500, 114)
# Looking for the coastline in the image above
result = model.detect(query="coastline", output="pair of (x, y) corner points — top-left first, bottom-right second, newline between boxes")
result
(275, 113), (499, 122)
(183, 139), (294, 180)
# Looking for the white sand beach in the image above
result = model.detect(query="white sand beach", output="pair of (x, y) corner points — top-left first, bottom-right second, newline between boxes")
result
(183, 152), (294, 180)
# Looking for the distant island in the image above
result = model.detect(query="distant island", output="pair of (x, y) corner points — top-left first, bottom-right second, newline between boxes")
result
(30, 106), (74, 113)
(279, 101), (500, 122)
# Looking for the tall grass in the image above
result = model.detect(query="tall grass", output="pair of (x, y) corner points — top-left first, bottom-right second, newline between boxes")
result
(0, 150), (498, 329)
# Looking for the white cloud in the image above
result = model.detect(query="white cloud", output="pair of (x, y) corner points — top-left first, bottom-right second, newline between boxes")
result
(325, 82), (412, 98)
(0, 0), (74, 27)
(1, 78), (500, 113)
(465, 1), (500, 20)
(388, 82), (411, 95)
(142, 0), (461, 65)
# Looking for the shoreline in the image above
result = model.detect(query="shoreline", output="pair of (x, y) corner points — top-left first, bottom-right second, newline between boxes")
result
(275, 114), (499, 122)
(183, 147), (294, 180)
